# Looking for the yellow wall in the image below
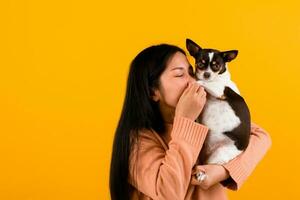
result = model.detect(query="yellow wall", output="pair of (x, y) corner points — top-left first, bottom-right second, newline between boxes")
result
(1, 0), (299, 199)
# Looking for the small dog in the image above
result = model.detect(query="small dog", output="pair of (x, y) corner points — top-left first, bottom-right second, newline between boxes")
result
(186, 38), (251, 165)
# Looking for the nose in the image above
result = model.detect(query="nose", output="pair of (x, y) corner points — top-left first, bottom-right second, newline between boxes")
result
(188, 74), (196, 85)
(204, 72), (210, 79)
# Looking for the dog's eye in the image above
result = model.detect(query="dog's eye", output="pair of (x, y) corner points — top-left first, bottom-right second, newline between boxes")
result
(211, 64), (220, 71)
(196, 62), (204, 68)
(201, 59), (206, 63)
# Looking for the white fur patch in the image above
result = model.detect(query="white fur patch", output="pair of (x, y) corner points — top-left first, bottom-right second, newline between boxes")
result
(196, 63), (244, 164)
(208, 52), (214, 62)
(202, 98), (241, 133)
(196, 69), (241, 97)
(201, 97), (242, 164)
(197, 80), (226, 98)
(206, 143), (242, 164)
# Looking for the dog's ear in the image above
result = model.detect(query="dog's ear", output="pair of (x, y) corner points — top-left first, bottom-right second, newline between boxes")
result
(222, 50), (238, 62)
(186, 39), (202, 57)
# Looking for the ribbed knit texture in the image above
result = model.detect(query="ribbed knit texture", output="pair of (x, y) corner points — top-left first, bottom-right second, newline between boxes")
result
(128, 116), (272, 200)
(171, 115), (209, 147)
(220, 122), (272, 190)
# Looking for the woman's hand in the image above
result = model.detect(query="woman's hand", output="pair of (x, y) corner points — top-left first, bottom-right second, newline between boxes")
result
(195, 164), (230, 190)
(175, 82), (207, 121)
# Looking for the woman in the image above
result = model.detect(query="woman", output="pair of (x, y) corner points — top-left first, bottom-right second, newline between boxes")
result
(109, 43), (272, 200)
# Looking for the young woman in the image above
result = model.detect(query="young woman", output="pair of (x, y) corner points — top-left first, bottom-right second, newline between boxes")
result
(109, 44), (272, 200)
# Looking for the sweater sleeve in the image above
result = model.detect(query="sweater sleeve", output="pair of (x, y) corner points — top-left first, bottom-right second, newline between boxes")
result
(219, 122), (272, 190)
(128, 115), (209, 200)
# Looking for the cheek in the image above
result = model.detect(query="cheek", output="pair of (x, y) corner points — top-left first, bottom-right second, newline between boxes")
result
(210, 72), (218, 79)
(162, 81), (187, 107)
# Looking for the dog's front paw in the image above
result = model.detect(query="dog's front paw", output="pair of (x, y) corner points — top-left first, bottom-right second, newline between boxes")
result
(206, 146), (242, 165)
(217, 94), (226, 100)
(196, 80), (205, 87)
(205, 155), (228, 165)
(197, 81), (226, 99)
(205, 87), (225, 99)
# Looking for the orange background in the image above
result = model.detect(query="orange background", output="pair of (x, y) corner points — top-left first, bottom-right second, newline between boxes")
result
(1, 0), (299, 199)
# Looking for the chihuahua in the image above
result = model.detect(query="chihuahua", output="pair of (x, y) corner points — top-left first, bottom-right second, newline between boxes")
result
(186, 38), (251, 164)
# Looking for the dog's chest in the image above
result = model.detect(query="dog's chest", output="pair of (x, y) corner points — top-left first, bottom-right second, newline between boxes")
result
(201, 97), (241, 134)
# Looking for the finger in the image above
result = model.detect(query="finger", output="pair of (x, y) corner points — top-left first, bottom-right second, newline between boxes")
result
(195, 87), (205, 96)
(182, 82), (193, 96)
(192, 165), (207, 175)
(198, 93), (206, 103)
(196, 171), (207, 182)
(191, 176), (210, 190)
(191, 176), (202, 185)
(200, 90), (206, 97)
(196, 86), (204, 94)
(190, 83), (200, 94)
(190, 171), (207, 185)
(199, 94), (207, 102)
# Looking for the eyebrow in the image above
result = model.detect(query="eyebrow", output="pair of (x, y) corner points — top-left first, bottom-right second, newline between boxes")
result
(171, 67), (184, 71)
(171, 65), (193, 71)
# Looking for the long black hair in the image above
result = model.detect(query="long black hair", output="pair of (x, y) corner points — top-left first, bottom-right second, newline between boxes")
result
(109, 44), (186, 200)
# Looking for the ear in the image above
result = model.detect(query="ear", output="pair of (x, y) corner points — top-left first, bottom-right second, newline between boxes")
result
(150, 88), (160, 102)
(186, 38), (202, 57)
(222, 50), (238, 62)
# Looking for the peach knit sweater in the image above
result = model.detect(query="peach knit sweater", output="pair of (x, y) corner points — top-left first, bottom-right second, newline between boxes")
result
(128, 114), (272, 200)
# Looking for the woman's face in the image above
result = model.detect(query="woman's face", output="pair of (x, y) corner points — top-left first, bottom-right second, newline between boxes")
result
(152, 51), (196, 122)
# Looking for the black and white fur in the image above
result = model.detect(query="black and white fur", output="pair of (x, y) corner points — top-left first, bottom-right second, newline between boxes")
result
(186, 39), (251, 165)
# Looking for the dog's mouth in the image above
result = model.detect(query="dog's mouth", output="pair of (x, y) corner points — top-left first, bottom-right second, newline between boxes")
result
(195, 72), (213, 82)
(195, 72), (203, 80)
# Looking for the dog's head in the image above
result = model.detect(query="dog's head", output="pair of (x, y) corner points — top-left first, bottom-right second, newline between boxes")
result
(186, 38), (238, 81)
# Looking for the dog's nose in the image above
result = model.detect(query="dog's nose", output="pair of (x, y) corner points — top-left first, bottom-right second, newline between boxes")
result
(204, 72), (210, 79)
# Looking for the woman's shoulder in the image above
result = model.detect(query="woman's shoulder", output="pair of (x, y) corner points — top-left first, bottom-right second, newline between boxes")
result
(130, 128), (166, 150)
(129, 128), (167, 168)
(135, 127), (162, 141)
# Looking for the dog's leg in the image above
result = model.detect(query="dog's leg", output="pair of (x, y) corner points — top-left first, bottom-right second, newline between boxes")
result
(205, 144), (242, 165)
(197, 80), (226, 99)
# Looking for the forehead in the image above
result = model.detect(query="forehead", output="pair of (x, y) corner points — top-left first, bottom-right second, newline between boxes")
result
(166, 52), (190, 70)
(198, 49), (222, 60)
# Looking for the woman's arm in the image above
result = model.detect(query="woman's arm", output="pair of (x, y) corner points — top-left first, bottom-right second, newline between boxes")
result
(128, 115), (209, 199)
(190, 122), (272, 190)
(190, 164), (230, 190)
(220, 122), (272, 190)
